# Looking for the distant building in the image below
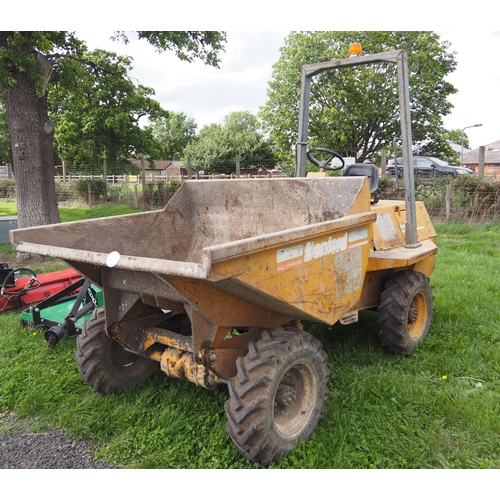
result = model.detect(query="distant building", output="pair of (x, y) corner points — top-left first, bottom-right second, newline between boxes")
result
(449, 141), (469, 156)
(129, 159), (186, 179)
(462, 140), (500, 178)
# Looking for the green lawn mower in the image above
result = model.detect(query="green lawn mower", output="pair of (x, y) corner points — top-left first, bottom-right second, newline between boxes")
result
(20, 278), (103, 349)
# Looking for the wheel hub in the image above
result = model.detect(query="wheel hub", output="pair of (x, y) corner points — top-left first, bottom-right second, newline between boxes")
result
(408, 307), (418, 323)
(273, 363), (318, 440)
(275, 384), (296, 407)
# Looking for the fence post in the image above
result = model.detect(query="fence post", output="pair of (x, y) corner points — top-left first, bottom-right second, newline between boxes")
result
(478, 146), (485, 178)
(141, 156), (146, 193)
(134, 184), (138, 209)
(381, 150), (387, 177)
(445, 183), (451, 223)
(236, 154), (241, 178)
(88, 183), (92, 207)
(103, 157), (107, 185)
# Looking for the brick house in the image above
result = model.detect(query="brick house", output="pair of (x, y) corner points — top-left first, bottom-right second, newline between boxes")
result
(129, 159), (185, 179)
(462, 140), (500, 178)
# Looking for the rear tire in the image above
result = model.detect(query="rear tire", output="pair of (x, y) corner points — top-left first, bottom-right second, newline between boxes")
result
(75, 307), (160, 395)
(225, 327), (330, 466)
(377, 271), (433, 355)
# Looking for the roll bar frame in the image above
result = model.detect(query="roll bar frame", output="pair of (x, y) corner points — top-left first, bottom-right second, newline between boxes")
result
(295, 49), (420, 248)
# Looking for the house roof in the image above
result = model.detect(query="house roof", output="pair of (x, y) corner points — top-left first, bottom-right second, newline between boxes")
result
(449, 141), (469, 154)
(462, 140), (500, 165)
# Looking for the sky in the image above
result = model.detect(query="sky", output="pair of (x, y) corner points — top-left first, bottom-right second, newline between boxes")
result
(70, 27), (500, 152)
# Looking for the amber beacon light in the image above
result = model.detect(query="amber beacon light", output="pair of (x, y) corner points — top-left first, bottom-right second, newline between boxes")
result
(348, 43), (363, 57)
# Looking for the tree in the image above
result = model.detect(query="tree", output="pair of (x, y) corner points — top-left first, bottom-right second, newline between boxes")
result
(146, 112), (197, 161)
(185, 122), (227, 171)
(223, 112), (275, 162)
(50, 48), (167, 172)
(0, 31), (226, 238)
(259, 31), (457, 166)
(443, 128), (470, 150)
(184, 111), (276, 171)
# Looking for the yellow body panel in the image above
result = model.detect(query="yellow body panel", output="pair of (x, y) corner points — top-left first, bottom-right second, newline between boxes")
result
(368, 200), (437, 276)
(210, 218), (374, 325)
(370, 200), (436, 250)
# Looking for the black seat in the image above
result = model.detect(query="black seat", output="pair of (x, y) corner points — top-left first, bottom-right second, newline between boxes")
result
(342, 163), (379, 204)
(342, 163), (379, 193)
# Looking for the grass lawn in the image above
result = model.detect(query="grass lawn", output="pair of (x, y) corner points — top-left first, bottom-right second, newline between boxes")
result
(0, 216), (500, 469)
(0, 199), (142, 221)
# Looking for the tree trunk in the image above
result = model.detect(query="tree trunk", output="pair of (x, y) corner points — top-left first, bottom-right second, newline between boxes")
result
(1, 58), (61, 232)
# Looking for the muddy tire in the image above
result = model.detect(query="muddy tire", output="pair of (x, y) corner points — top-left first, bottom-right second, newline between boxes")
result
(75, 307), (160, 395)
(377, 270), (433, 355)
(225, 327), (330, 466)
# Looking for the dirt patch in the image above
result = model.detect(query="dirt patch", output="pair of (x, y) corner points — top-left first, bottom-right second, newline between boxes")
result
(0, 411), (119, 469)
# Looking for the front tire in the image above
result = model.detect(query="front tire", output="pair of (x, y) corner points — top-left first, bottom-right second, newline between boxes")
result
(75, 307), (160, 395)
(377, 270), (433, 355)
(224, 327), (330, 466)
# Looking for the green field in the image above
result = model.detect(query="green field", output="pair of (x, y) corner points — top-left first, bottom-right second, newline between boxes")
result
(1, 213), (500, 468)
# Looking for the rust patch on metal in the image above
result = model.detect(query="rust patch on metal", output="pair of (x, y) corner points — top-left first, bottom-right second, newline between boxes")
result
(160, 347), (223, 390)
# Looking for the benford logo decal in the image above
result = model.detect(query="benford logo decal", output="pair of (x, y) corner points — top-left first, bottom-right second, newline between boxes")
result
(304, 234), (347, 262)
(276, 228), (368, 271)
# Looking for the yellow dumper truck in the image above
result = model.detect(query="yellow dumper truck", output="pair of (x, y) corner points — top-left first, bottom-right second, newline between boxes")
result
(11, 47), (437, 466)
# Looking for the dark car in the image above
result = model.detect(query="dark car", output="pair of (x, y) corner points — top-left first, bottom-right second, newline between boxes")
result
(386, 156), (473, 178)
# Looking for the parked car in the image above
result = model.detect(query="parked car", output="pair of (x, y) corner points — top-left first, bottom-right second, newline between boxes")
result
(453, 166), (475, 175)
(386, 156), (473, 178)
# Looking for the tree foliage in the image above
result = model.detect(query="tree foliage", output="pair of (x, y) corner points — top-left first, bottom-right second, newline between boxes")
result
(184, 111), (276, 171)
(113, 31), (226, 67)
(50, 48), (167, 171)
(146, 112), (197, 161)
(259, 31), (458, 165)
(442, 128), (470, 150)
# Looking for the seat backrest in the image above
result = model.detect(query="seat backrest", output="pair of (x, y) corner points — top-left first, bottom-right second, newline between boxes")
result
(342, 163), (379, 193)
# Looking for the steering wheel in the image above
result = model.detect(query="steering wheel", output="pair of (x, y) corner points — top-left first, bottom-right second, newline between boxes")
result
(307, 147), (345, 171)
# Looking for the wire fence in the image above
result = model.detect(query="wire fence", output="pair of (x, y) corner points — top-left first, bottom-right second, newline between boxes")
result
(378, 175), (500, 223)
(1, 174), (500, 224)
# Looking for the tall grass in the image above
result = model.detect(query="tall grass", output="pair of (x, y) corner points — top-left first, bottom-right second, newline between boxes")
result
(1, 222), (500, 468)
